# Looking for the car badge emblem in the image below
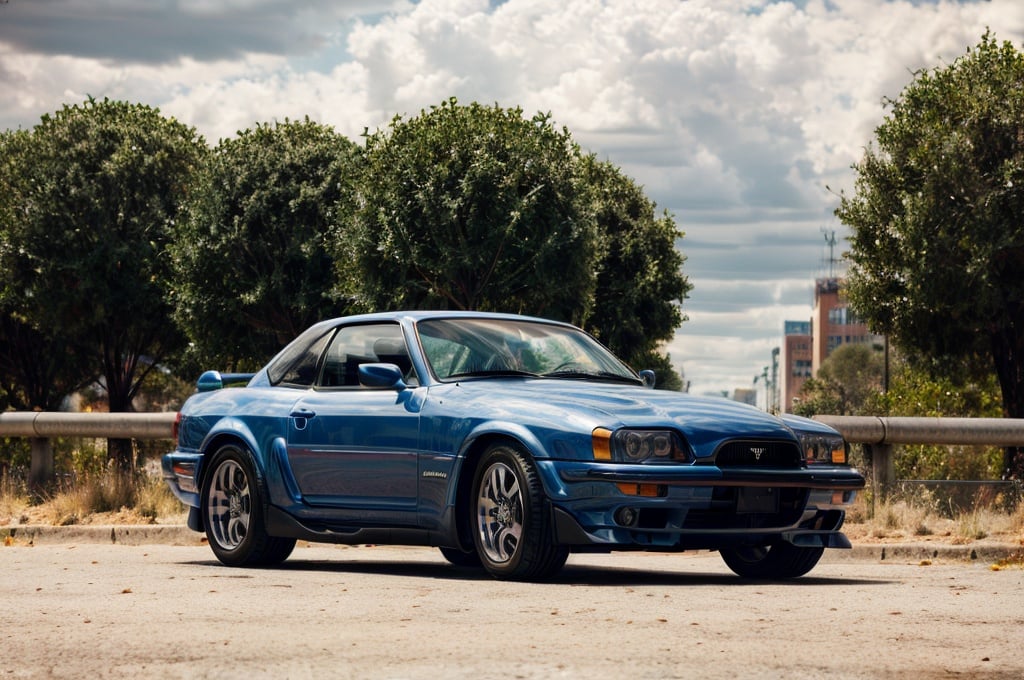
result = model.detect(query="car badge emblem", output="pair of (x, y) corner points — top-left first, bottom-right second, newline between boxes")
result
(751, 447), (765, 460)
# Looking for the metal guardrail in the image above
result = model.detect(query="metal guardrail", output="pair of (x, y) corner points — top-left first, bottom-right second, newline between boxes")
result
(813, 415), (1024, 498)
(0, 412), (178, 489)
(3, 412), (1022, 496)
(0, 411), (177, 440)
(811, 415), (1024, 447)
(8, 412), (1020, 444)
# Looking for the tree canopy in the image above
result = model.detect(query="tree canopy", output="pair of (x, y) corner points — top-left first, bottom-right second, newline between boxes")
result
(0, 98), (207, 469)
(837, 32), (1024, 477)
(347, 98), (689, 386)
(793, 343), (884, 417)
(348, 98), (598, 324)
(1, 129), (95, 411)
(2, 94), (691, 451)
(171, 118), (363, 370)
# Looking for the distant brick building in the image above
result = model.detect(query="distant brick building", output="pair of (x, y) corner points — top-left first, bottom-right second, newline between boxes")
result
(779, 320), (812, 413)
(732, 387), (757, 406)
(777, 278), (875, 413)
(811, 277), (872, 373)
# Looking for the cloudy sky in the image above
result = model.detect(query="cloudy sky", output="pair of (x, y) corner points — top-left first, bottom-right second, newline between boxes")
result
(2, 0), (1023, 399)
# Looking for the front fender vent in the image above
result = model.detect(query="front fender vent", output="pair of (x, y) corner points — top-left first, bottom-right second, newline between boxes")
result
(708, 440), (802, 468)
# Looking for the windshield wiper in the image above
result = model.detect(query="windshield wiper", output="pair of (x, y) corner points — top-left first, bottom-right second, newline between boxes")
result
(543, 370), (642, 384)
(447, 369), (540, 380)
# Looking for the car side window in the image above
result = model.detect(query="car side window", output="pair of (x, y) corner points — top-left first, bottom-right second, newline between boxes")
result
(274, 331), (333, 387)
(318, 323), (417, 388)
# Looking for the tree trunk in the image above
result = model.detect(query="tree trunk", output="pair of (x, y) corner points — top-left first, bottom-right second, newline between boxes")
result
(990, 325), (1024, 479)
(105, 371), (137, 475)
(107, 438), (136, 475)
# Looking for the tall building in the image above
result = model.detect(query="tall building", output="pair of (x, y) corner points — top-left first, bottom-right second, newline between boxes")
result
(811, 277), (872, 374)
(779, 320), (811, 413)
(777, 278), (876, 412)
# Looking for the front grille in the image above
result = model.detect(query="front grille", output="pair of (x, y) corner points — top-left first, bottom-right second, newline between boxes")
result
(710, 440), (802, 468)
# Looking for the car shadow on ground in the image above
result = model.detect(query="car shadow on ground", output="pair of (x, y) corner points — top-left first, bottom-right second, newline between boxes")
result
(183, 556), (889, 587)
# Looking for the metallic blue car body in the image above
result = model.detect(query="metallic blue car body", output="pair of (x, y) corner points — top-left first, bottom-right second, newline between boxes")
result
(163, 311), (864, 580)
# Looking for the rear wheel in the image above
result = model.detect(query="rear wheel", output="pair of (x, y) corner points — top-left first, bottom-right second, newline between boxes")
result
(202, 444), (296, 567)
(719, 542), (824, 579)
(472, 444), (568, 581)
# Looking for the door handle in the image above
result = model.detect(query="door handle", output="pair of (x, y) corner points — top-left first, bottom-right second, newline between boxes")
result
(290, 408), (315, 432)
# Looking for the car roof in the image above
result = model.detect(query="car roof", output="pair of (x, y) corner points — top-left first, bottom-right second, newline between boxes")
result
(313, 310), (577, 329)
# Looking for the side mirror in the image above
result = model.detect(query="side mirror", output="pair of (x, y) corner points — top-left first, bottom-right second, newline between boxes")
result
(359, 363), (407, 390)
(639, 370), (656, 389)
(196, 371), (255, 392)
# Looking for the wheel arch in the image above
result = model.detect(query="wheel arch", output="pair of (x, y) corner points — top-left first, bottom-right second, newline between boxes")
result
(198, 434), (296, 566)
(198, 429), (266, 492)
(451, 432), (534, 552)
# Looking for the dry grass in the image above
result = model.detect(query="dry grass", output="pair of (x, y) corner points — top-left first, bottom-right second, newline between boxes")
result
(844, 494), (1024, 546)
(0, 476), (31, 524)
(1, 467), (187, 527)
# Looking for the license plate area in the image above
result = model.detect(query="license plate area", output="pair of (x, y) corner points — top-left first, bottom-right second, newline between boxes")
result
(736, 487), (779, 514)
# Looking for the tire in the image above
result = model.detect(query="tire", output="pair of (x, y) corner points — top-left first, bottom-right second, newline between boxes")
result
(471, 444), (568, 581)
(201, 444), (296, 567)
(439, 546), (483, 568)
(719, 542), (824, 579)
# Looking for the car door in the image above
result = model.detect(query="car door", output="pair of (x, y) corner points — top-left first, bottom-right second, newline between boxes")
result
(285, 322), (421, 520)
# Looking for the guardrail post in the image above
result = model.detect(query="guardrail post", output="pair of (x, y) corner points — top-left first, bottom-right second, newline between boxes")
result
(866, 443), (895, 503)
(28, 437), (54, 494)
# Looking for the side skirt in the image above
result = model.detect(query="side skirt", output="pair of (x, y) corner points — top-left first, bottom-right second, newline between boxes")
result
(264, 505), (458, 548)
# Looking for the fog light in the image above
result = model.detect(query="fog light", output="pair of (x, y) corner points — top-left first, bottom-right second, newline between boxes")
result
(615, 507), (638, 527)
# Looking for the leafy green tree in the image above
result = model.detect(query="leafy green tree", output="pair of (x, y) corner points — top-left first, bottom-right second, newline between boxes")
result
(172, 119), (362, 371)
(348, 98), (598, 323)
(579, 156), (691, 376)
(867, 356), (1004, 485)
(0, 313), (93, 412)
(793, 343), (885, 416)
(836, 33), (1024, 477)
(0, 98), (206, 471)
(0, 129), (95, 415)
(868, 356), (1003, 419)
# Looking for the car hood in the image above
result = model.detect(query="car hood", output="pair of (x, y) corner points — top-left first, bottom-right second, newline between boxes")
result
(429, 378), (800, 456)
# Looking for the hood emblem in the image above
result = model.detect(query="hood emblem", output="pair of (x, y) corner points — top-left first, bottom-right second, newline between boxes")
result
(750, 447), (766, 461)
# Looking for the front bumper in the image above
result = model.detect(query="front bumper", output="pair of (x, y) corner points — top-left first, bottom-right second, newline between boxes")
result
(541, 460), (865, 551)
(556, 461), (866, 489)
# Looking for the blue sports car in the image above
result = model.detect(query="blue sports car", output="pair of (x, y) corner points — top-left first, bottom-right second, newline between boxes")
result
(163, 311), (864, 581)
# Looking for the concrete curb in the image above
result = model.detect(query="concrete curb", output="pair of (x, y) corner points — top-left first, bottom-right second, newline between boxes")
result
(843, 541), (1022, 564)
(2, 524), (205, 546)
(3, 525), (1021, 563)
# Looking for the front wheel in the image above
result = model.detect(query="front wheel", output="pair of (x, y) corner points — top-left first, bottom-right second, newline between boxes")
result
(202, 444), (296, 567)
(719, 542), (824, 579)
(471, 444), (568, 581)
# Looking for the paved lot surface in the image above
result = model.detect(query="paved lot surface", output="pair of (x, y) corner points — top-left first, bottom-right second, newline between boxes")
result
(2, 541), (1022, 679)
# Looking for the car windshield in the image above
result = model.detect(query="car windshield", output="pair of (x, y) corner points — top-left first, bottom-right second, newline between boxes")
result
(416, 317), (641, 384)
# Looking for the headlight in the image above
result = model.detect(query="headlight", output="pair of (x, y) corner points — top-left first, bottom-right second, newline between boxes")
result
(797, 432), (848, 465)
(592, 428), (690, 463)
